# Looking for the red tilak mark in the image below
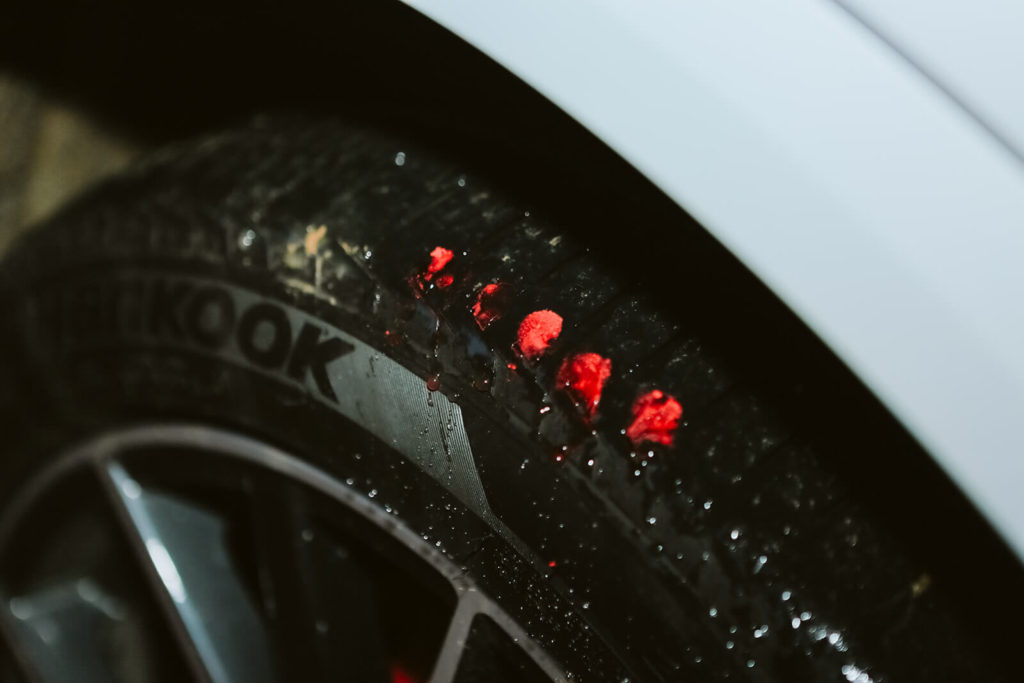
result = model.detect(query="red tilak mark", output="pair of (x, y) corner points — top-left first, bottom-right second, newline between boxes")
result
(416, 246), (454, 291)
(472, 283), (507, 329)
(426, 246), (453, 276)
(626, 390), (683, 446)
(517, 310), (563, 361)
(390, 663), (418, 683)
(556, 352), (612, 418)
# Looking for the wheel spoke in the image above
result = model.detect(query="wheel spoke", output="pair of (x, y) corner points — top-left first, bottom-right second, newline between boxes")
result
(428, 590), (481, 683)
(247, 475), (390, 681)
(246, 477), (322, 678)
(95, 460), (215, 683)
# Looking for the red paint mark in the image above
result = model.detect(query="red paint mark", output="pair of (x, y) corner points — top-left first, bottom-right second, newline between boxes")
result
(517, 310), (563, 360)
(626, 390), (683, 446)
(556, 352), (612, 418)
(416, 246), (454, 291)
(472, 283), (507, 329)
(427, 246), (453, 276)
(390, 663), (418, 683)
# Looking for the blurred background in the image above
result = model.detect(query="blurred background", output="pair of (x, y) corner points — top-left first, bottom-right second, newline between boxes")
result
(0, 73), (139, 252)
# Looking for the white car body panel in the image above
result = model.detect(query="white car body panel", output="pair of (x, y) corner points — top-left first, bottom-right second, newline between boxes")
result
(839, 0), (1024, 159)
(403, 1), (1024, 558)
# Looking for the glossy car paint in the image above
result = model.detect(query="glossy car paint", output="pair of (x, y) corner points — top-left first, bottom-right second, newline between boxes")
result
(838, 0), (1024, 158)
(402, 0), (1024, 559)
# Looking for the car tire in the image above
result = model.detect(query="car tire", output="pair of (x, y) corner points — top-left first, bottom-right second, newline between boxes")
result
(0, 118), (1013, 682)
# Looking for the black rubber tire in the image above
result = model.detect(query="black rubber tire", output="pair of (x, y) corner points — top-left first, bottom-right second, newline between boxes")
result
(0, 118), (1017, 682)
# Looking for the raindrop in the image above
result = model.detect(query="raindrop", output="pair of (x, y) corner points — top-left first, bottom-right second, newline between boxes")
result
(791, 617), (801, 629)
(8, 598), (30, 621)
(394, 151), (407, 166)
(841, 664), (873, 683)
(301, 529), (314, 542)
(708, 607), (718, 617)
(646, 517), (657, 525)
(316, 620), (329, 634)
(729, 528), (740, 540)
(781, 590), (792, 601)
(238, 228), (258, 250)
(76, 580), (99, 602)
(703, 500), (713, 510)
(120, 478), (142, 500)
(426, 372), (441, 392)
(368, 489), (378, 498)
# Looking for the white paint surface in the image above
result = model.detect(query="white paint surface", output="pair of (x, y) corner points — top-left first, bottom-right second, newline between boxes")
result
(839, 0), (1024, 158)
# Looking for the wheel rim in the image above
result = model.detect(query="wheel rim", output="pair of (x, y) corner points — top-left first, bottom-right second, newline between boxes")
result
(0, 424), (564, 683)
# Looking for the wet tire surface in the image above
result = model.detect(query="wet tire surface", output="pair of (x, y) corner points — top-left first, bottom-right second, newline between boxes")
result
(0, 119), (1019, 681)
